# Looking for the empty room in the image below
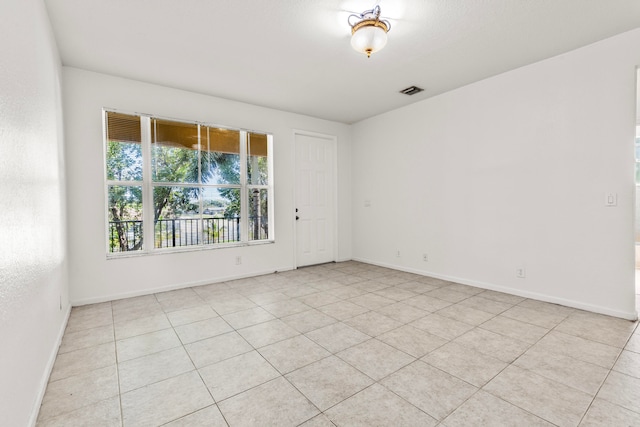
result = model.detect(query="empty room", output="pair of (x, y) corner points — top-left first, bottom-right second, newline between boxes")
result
(4, 0), (640, 426)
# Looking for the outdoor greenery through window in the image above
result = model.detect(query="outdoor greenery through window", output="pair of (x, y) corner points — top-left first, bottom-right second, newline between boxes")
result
(105, 110), (273, 254)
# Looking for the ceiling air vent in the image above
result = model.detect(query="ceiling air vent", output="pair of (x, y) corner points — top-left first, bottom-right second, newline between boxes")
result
(399, 86), (424, 95)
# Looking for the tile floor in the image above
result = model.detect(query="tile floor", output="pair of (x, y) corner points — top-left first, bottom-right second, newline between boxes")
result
(36, 261), (640, 426)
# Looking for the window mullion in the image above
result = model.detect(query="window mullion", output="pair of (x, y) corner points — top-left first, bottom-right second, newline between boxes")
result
(198, 125), (203, 231)
(267, 134), (275, 240)
(141, 116), (154, 251)
(239, 130), (248, 243)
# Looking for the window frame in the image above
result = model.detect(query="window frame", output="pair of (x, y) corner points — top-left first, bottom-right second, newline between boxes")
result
(103, 109), (274, 257)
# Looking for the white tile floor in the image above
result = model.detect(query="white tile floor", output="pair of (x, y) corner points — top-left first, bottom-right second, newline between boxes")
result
(36, 261), (640, 426)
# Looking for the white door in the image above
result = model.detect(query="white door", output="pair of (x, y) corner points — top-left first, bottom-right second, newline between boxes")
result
(295, 132), (336, 267)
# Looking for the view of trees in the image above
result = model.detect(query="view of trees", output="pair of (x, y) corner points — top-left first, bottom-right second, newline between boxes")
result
(247, 145), (269, 239)
(106, 114), (269, 252)
(107, 140), (143, 251)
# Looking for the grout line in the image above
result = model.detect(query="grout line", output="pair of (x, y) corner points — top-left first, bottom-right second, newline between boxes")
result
(46, 262), (640, 426)
(576, 320), (640, 425)
(111, 302), (124, 427)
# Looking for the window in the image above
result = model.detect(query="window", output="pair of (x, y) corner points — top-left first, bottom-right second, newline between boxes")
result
(105, 110), (273, 254)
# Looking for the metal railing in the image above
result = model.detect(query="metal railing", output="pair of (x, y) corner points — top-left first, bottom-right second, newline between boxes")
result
(108, 216), (267, 252)
(248, 215), (268, 241)
(108, 220), (143, 252)
(155, 217), (241, 248)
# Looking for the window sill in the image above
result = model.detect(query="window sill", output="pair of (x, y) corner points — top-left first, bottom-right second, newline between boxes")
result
(106, 239), (275, 260)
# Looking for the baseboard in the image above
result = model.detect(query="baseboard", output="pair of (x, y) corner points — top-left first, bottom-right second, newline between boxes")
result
(28, 304), (72, 427)
(352, 257), (638, 321)
(72, 255), (638, 319)
(71, 266), (295, 306)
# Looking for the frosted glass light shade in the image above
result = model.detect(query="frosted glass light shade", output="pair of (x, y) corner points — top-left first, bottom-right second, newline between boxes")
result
(351, 25), (388, 57)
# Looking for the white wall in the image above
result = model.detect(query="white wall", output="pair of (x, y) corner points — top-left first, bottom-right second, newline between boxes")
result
(352, 29), (640, 320)
(0, 0), (69, 425)
(63, 68), (352, 304)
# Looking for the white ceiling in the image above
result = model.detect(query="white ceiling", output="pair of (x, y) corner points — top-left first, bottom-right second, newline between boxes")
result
(44, 0), (640, 124)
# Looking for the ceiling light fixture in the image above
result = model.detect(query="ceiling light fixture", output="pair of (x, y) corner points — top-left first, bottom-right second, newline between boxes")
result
(348, 5), (391, 58)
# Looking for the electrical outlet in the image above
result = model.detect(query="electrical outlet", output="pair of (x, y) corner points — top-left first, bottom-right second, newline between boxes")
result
(396, 250), (400, 257)
(423, 253), (428, 262)
(516, 267), (526, 278)
(235, 256), (242, 265)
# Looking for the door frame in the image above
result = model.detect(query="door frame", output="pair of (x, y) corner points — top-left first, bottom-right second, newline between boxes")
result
(292, 129), (339, 269)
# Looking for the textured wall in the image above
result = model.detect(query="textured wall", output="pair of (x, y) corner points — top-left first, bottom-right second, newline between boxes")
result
(352, 29), (640, 319)
(0, 0), (69, 425)
(63, 67), (352, 304)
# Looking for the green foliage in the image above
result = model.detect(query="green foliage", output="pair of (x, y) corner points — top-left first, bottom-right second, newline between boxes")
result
(153, 187), (199, 219)
(108, 185), (142, 251)
(248, 188), (269, 239)
(152, 144), (197, 183)
(204, 152), (240, 184)
(108, 186), (142, 219)
(220, 188), (241, 218)
(204, 220), (219, 240)
(107, 140), (144, 251)
(151, 147), (240, 219)
(107, 141), (142, 181)
(247, 155), (268, 185)
(107, 129), (268, 250)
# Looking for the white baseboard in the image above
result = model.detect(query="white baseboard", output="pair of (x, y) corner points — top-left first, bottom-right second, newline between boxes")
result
(73, 255), (638, 319)
(28, 304), (72, 427)
(352, 257), (638, 321)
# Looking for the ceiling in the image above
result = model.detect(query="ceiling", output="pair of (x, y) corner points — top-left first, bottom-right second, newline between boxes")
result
(44, 0), (640, 124)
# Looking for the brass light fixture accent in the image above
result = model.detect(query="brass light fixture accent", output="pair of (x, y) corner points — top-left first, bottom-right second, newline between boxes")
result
(348, 5), (391, 58)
